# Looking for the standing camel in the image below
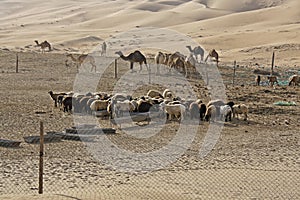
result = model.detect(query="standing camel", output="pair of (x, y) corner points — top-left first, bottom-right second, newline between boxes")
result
(154, 51), (170, 74)
(205, 49), (219, 66)
(34, 40), (51, 53)
(186, 45), (204, 62)
(66, 54), (96, 72)
(115, 50), (148, 72)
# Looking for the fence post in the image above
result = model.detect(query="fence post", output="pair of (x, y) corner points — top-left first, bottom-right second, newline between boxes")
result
(114, 59), (117, 79)
(16, 53), (19, 73)
(39, 121), (44, 194)
(233, 60), (236, 85)
(271, 51), (275, 76)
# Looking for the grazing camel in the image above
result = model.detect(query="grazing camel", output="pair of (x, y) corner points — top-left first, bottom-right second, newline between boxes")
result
(186, 45), (204, 62)
(115, 50), (148, 72)
(205, 49), (219, 66)
(167, 52), (186, 73)
(66, 54), (96, 72)
(34, 40), (51, 53)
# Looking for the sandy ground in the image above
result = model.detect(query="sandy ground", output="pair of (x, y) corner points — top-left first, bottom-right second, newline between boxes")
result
(0, 0), (300, 199)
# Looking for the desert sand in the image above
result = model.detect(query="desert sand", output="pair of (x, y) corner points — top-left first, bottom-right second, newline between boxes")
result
(0, 0), (300, 199)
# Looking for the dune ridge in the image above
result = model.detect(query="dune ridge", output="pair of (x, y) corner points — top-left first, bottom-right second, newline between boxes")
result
(0, 0), (299, 66)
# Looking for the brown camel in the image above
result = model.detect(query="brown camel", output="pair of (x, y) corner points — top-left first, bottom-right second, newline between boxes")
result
(66, 54), (96, 72)
(34, 40), (51, 53)
(205, 49), (219, 66)
(115, 50), (148, 72)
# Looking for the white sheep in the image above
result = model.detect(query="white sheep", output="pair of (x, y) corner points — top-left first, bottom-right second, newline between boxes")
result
(232, 104), (248, 121)
(146, 90), (163, 98)
(204, 105), (217, 122)
(90, 99), (109, 112)
(162, 89), (175, 99)
(220, 105), (232, 122)
(164, 104), (186, 121)
(114, 100), (135, 117)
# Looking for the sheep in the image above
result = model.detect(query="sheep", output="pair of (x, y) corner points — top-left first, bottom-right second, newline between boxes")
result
(114, 100), (135, 117)
(204, 105), (217, 122)
(146, 90), (163, 99)
(57, 95), (65, 107)
(232, 104), (248, 121)
(164, 104), (186, 121)
(111, 93), (132, 102)
(288, 75), (299, 86)
(137, 99), (154, 113)
(162, 89), (175, 99)
(226, 101), (235, 109)
(189, 102), (200, 120)
(62, 96), (73, 113)
(220, 105), (232, 122)
(48, 91), (67, 107)
(78, 96), (92, 113)
(207, 99), (225, 118)
(255, 75), (261, 86)
(199, 103), (207, 121)
(267, 76), (279, 86)
(90, 99), (109, 112)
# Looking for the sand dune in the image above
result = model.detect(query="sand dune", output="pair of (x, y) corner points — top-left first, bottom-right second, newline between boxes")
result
(0, 0), (299, 66)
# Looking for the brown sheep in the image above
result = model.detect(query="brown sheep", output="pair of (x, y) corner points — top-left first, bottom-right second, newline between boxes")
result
(48, 91), (67, 107)
(204, 105), (217, 122)
(232, 104), (248, 121)
(289, 75), (299, 86)
(267, 76), (278, 86)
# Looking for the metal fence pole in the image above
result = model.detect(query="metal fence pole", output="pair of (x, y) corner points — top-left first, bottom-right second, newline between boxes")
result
(39, 121), (44, 194)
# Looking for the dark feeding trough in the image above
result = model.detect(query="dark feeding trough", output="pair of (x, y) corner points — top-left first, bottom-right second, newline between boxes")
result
(65, 127), (116, 135)
(24, 135), (62, 144)
(47, 132), (95, 142)
(0, 139), (21, 148)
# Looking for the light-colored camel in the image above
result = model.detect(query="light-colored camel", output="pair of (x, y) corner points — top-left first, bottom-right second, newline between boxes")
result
(34, 40), (51, 53)
(115, 50), (148, 72)
(66, 54), (96, 72)
(205, 49), (219, 66)
(154, 51), (170, 74)
(184, 54), (197, 78)
(186, 45), (204, 62)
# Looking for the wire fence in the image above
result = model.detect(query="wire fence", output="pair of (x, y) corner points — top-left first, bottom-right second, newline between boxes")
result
(0, 51), (300, 199)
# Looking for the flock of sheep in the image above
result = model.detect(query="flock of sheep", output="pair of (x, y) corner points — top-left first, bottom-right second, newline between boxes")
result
(48, 89), (249, 124)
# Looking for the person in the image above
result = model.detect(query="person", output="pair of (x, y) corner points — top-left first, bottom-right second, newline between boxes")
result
(101, 41), (107, 56)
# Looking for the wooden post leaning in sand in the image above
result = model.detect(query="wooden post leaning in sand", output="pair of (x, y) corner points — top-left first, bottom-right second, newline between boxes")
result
(114, 59), (118, 79)
(271, 51), (275, 76)
(38, 121), (44, 194)
(16, 53), (19, 73)
(233, 60), (236, 85)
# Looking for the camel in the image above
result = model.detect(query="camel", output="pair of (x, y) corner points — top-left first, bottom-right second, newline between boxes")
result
(34, 40), (51, 53)
(205, 49), (219, 66)
(154, 51), (171, 74)
(115, 50), (148, 72)
(186, 45), (204, 62)
(66, 54), (96, 72)
(167, 52), (186, 72)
